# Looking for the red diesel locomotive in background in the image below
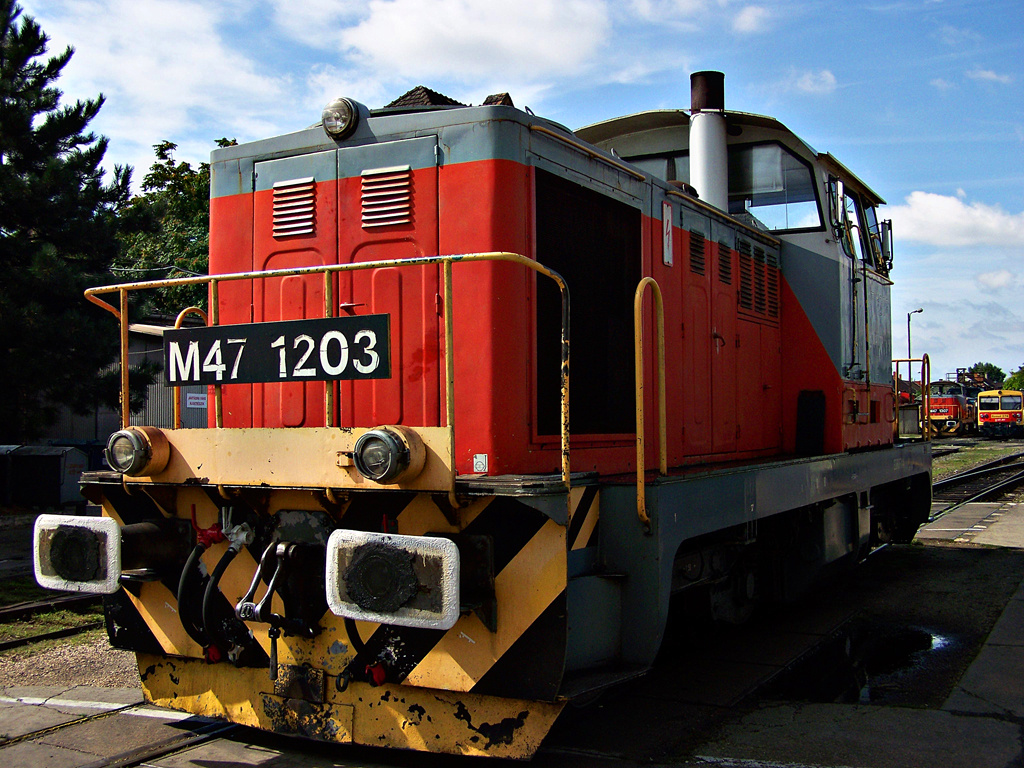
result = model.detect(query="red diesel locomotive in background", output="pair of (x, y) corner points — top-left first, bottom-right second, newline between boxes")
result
(34, 72), (930, 758)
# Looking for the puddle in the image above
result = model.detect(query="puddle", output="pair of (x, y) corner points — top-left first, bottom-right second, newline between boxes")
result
(767, 620), (955, 704)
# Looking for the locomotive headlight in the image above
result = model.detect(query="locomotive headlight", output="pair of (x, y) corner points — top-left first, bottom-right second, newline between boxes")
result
(105, 426), (169, 477)
(353, 426), (425, 484)
(322, 97), (359, 139)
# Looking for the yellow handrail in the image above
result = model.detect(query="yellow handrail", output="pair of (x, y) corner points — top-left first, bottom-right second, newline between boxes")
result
(634, 277), (667, 530)
(893, 353), (931, 441)
(86, 252), (572, 489)
(172, 306), (209, 429)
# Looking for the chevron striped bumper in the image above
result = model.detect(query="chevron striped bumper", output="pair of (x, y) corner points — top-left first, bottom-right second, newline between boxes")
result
(77, 477), (602, 758)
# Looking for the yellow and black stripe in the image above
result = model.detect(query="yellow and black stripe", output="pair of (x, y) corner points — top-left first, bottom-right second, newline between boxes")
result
(92, 479), (581, 756)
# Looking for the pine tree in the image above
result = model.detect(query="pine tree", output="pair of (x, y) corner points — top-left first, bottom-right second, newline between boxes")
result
(0, 0), (132, 442)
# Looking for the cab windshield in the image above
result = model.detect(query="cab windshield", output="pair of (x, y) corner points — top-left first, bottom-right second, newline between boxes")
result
(623, 141), (822, 233)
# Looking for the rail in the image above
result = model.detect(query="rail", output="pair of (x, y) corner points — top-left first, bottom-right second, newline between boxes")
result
(931, 454), (1024, 518)
(84, 252), (572, 489)
(893, 353), (931, 441)
(634, 277), (667, 530)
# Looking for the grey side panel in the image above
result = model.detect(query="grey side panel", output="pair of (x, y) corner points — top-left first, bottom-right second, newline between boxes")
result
(254, 149), (337, 191)
(598, 443), (931, 667)
(868, 273), (893, 385)
(781, 240), (843, 375)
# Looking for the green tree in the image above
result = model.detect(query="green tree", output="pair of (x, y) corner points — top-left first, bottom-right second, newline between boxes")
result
(969, 362), (1005, 387)
(116, 138), (233, 315)
(0, 0), (132, 442)
(1003, 365), (1024, 392)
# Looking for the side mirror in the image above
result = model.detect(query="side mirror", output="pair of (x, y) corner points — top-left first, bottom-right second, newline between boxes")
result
(828, 178), (845, 228)
(880, 219), (893, 270)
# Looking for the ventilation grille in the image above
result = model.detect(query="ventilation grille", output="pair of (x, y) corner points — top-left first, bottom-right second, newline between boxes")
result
(361, 165), (412, 228)
(736, 238), (780, 320)
(272, 177), (315, 238)
(689, 230), (706, 275)
(765, 250), (780, 318)
(738, 248), (754, 310)
(718, 241), (732, 285)
(753, 245), (767, 314)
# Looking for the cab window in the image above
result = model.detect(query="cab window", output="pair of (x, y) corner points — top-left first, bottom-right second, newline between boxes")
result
(727, 143), (821, 231)
(621, 142), (820, 232)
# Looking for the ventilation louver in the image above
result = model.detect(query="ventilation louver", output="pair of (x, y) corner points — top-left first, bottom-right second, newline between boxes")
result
(738, 239), (754, 310)
(753, 246), (767, 315)
(362, 165), (412, 228)
(272, 178), (315, 238)
(718, 241), (733, 285)
(689, 230), (706, 275)
(766, 251), (780, 317)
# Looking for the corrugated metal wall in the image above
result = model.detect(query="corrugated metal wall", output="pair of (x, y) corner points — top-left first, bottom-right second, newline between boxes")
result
(41, 326), (209, 443)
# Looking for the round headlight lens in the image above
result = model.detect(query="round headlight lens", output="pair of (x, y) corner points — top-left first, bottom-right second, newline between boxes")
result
(105, 430), (148, 475)
(353, 429), (409, 484)
(322, 97), (358, 139)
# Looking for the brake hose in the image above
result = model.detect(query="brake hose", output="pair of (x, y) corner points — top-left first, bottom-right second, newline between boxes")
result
(177, 543), (211, 649)
(201, 544), (240, 656)
(176, 505), (227, 655)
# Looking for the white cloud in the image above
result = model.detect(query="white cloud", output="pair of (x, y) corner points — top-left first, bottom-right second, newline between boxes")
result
(937, 24), (982, 47)
(628, 0), (706, 21)
(339, 0), (612, 83)
(776, 69), (837, 95)
(888, 191), (1024, 247)
(976, 269), (1017, 291)
(733, 6), (770, 34)
(305, 64), (390, 115)
(930, 78), (955, 90)
(30, 0), (288, 178)
(967, 68), (1013, 84)
(268, 0), (366, 47)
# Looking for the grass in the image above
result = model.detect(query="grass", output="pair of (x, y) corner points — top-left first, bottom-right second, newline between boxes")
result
(0, 576), (56, 607)
(0, 576), (105, 652)
(932, 441), (1024, 481)
(0, 607), (104, 643)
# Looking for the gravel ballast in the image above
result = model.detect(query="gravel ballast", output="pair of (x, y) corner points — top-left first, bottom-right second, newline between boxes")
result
(0, 632), (140, 689)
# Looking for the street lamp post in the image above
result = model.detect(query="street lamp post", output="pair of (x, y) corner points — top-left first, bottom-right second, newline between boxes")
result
(907, 308), (923, 359)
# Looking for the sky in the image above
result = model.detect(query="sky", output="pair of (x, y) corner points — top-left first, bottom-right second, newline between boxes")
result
(18, 0), (1024, 382)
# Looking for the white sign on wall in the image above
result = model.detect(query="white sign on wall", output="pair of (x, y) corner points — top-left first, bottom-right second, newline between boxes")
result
(185, 392), (208, 409)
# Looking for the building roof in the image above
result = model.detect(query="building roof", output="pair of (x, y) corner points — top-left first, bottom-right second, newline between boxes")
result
(384, 86), (515, 109)
(385, 86), (465, 108)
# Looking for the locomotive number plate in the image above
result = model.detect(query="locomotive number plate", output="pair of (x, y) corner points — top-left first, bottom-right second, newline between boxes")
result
(163, 315), (391, 385)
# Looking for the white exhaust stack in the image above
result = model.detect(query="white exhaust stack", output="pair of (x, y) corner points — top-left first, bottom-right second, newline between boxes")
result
(689, 71), (728, 212)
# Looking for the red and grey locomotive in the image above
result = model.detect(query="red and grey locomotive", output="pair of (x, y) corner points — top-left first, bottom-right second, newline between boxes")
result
(34, 72), (930, 758)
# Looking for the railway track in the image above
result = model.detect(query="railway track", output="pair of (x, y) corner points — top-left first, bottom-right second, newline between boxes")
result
(0, 593), (103, 651)
(931, 451), (1024, 519)
(0, 697), (238, 766)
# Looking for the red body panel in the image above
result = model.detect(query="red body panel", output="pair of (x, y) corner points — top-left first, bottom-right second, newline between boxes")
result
(929, 396), (964, 419)
(209, 153), (891, 476)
